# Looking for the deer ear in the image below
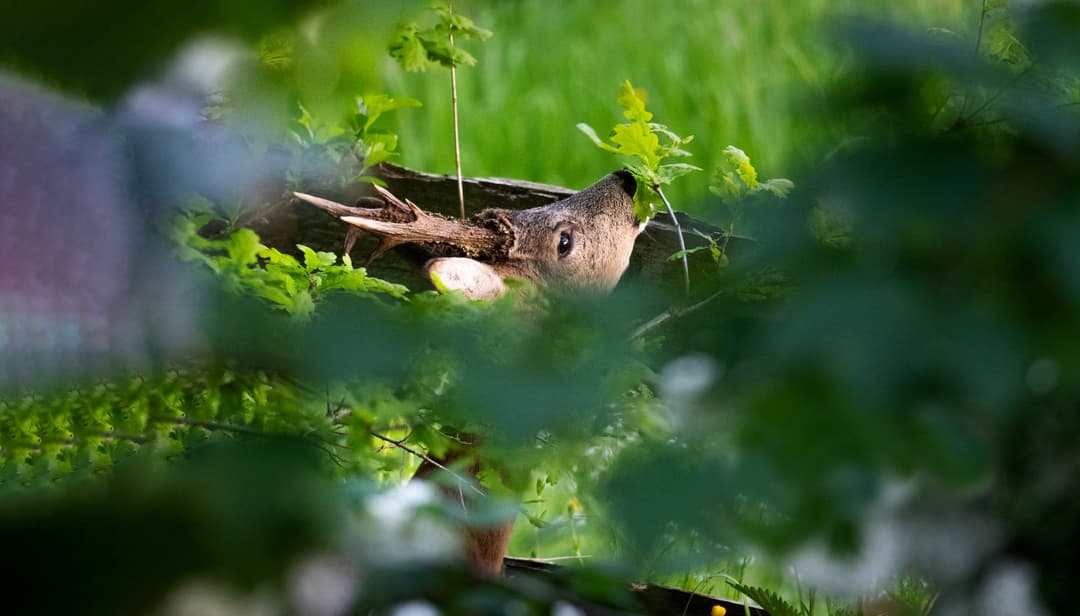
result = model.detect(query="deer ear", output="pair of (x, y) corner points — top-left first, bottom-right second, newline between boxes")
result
(426, 258), (508, 301)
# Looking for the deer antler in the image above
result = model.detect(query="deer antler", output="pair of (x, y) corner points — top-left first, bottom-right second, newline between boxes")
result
(292, 185), (513, 263)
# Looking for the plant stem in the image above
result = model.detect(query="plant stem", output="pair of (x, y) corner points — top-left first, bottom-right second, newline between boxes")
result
(367, 428), (484, 496)
(519, 555), (593, 562)
(959, 0), (989, 118)
(449, 6), (466, 220)
(656, 185), (690, 296)
(629, 290), (723, 340)
(974, 0), (988, 55)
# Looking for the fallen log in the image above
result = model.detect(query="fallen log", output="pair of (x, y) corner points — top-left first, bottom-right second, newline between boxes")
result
(244, 163), (747, 295)
(504, 556), (768, 616)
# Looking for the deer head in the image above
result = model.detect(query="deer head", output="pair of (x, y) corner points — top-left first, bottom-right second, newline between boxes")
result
(293, 170), (641, 300)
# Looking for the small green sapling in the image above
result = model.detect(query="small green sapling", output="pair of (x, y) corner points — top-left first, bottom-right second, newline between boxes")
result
(578, 80), (701, 294)
(389, 1), (492, 220)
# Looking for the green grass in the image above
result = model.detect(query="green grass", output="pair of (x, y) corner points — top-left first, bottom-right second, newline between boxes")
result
(381, 0), (974, 215)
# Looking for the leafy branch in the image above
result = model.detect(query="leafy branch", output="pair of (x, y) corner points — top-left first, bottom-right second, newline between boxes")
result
(366, 428), (485, 497)
(170, 209), (408, 319)
(664, 145), (794, 270)
(289, 94), (421, 187)
(578, 80), (701, 294)
(629, 290), (724, 341)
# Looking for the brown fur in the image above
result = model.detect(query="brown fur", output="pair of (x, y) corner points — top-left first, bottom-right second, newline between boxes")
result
(490, 170), (641, 292)
(412, 449), (514, 576)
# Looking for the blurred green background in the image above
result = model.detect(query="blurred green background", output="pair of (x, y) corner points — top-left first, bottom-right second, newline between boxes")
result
(384, 0), (973, 207)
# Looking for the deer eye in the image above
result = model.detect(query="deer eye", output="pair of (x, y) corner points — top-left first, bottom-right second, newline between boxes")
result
(557, 230), (574, 258)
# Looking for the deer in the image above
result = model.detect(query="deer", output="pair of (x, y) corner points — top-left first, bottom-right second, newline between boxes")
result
(293, 170), (641, 575)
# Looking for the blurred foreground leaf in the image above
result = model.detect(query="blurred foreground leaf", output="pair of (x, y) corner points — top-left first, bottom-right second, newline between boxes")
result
(0, 0), (329, 101)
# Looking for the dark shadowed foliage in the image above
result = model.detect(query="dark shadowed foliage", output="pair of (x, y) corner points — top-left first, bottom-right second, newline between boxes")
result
(2, 2), (1079, 615)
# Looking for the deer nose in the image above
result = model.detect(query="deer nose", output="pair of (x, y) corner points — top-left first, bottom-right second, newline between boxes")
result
(614, 169), (637, 197)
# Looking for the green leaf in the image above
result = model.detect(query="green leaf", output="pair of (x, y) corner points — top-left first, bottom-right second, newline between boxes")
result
(617, 80), (653, 123)
(316, 251), (337, 270)
(320, 266), (409, 299)
(578, 80), (696, 224)
(727, 581), (801, 616)
(247, 280), (292, 309)
(297, 244), (337, 272)
(435, 8), (493, 40)
(391, 5), (490, 71)
(292, 102), (348, 145)
(388, 23), (430, 72)
(295, 102), (315, 141)
(359, 94), (422, 133)
(298, 245), (320, 272)
(721, 145), (758, 188)
(576, 123), (619, 153)
(419, 35), (476, 68)
(633, 182), (661, 222)
(656, 162), (702, 185)
(360, 133), (399, 168)
(710, 145), (795, 210)
(714, 247), (729, 266)
(228, 229), (263, 266)
(258, 30), (294, 71)
(354, 175), (388, 187)
(753, 178), (795, 198)
(407, 424), (449, 458)
(735, 268), (790, 302)
(709, 171), (744, 202)
(428, 268), (450, 294)
(667, 245), (712, 261)
(809, 205), (853, 249)
(288, 291), (316, 319)
(257, 246), (300, 268)
(623, 160), (652, 179)
(982, 8), (1031, 70)
(611, 122), (661, 169)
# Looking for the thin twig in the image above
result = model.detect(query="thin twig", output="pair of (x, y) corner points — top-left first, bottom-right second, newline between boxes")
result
(630, 290), (724, 340)
(449, 4), (466, 220)
(11, 429), (150, 456)
(367, 428), (485, 496)
(150, 415), (352, 467)
(436, 427), (479, 445)
(929, 92), (953, 127)
(921, 591), (940, 616)
(314, 443), (348, 468)
(974, 0), (988, 56)
(656, 186), (689, 296)
(959, 0), (989, 118)
(953, 98), (1080, 131)
(961, 64), (1032, 125)
(512, 554), (594, 562)
(152, 416), (273, 437)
